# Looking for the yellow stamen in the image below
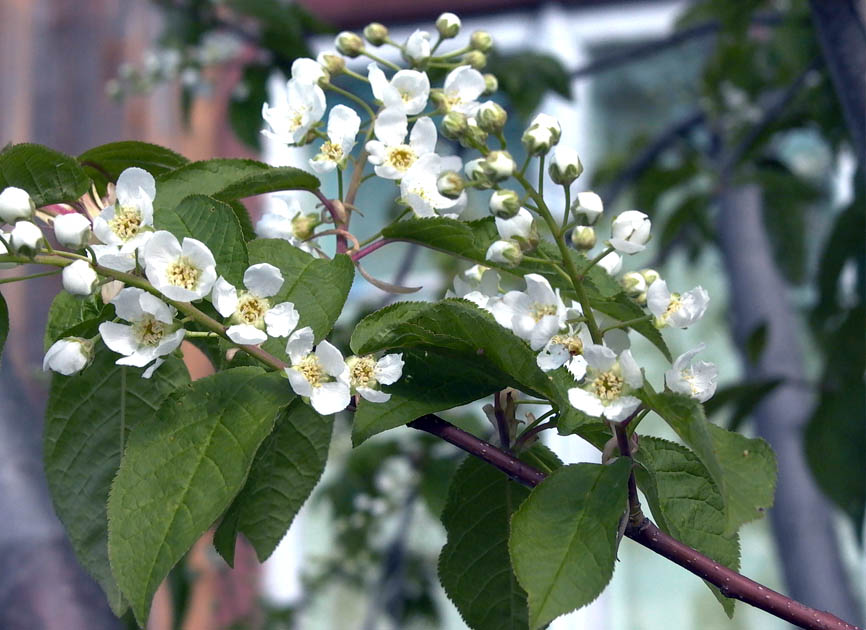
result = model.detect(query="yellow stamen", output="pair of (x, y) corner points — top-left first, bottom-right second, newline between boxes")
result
(592, 370), (623, 401)
(133, 316), (167, 346)
(236, 294), (268, 326)
(386, 145), (416, 172)
(165, 258), (200, 291)
(348, 356), (377, 389)
(108, 206), (142, 241)
(297, 355), (326, 387)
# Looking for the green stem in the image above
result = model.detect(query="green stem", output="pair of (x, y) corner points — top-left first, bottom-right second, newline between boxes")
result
(432, 45), (471, 60)
(0, 269), (62, 284)
(337, 167), (344, 201)
(513, 399), (551, 406)
(560, 186), (572, 234)
(537, 154), (545, 200)
(581, 246), (615, 278)
(185, 331), (220, 338)
(360, 50), (401, 71)
(519, 154), (532, 177)
(601, 314), (652, 333)
(324, 83), (377, 122)
(343, 68), (370, 83)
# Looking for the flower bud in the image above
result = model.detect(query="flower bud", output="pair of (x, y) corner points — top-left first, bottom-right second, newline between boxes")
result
(363, 23), (389, 46)
(482, 151), (515, 181)
(482, 73), (498, 95)
(437, 171), (465, 199)
(571, 191), (603, 225)
(640, 268), (660, 286)
(62, 259), (99, 296)
(572, 225), (596, 250)
(522, 113), (561, 155)
(440, 111), (468, 139)
(460, 117), (488, 148)
(470, 30), (493, 52)
(292, 212), (321, 241)
(496, 208), (538, 252)
(477, 100), (507, 134)
(428, 88), (448, 113)
(436, 12), (461, 39)
(317, 51), (346, 75)
(598, 251), (622, 275)
(43, 337), (93, 375)
(549, 146), (583, 186)
(485, 239), (522, 266)
(463, 50), (487, 70)
(404, 29), (432, 64)
(10, 220), (43, 256)
(336, 31), (364, 57)
(489, 189), (520, 218)
(464, 159), (493, 189)
(0, 187), (35, 223)
(53, 212), (92, 250)
(621, 271), (647, 297)
(610, 210), (651, 254)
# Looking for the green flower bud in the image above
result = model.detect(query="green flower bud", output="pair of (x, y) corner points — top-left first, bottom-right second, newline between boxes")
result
(640, 268), (660, 286)
(465, 158), (494, 189)
(441, 111), (469, 139)
(522, 113), (561, 155)
(428, 88), (449, 113)
(489, 189), (521, 218)
(482, 73), (498, 95)
(470, 30), (493, 52)
(571, 225), (596, 251)
(363, 23), (389, 46)
(463, 50), (487, 70)
(460, 117), (488, 148)
(336, 31), (364, 57)
(486, 239), (522, 266)
(549, 146), (584, 186)
(436, 12), (461, 39)
(476, 100), (507, 134)
(482, 150), (515, 181)
(292, 212), (321, 241)
(437, 171), (465, 199)
(318, 52), (345, 75)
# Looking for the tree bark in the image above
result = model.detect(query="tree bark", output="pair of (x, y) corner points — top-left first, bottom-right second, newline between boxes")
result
(716, 184), (862, 625)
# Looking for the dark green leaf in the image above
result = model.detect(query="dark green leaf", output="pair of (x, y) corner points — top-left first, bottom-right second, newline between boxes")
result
(153, 194), (249, 286)
(0, 143), (91, 206)
(43, 346), (189, 615)
(745, 321), (768, 364)
(439, 446), (562, 630)
(635, 436), (740, 617)
(228, 65), (270, 150)
(214, 398), (333, 565)
(78, 141), (188, 193)
(43, 290), (107, 351)
(487, 51), (571, 118)
(107, 368), (292, 624)
(510, 460), (631, 629)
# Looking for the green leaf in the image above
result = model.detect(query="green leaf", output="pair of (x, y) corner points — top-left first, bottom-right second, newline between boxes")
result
(43, 346), (190, 615)
(634, 437), (740, 617)
(509, 459), (631, 629)
(0, 291), (7, 363)
(214, 398), (332, 565)
(43, 290), (107, 351)
(153, 194), (249, 286)
(381, 216), (668, 358)
(107, 368), (292, 624)
(247, 239), (354, 361)
(0, 143), (91, 206)
(439, 446), (562, 630)
(228, 65), (269, 150)
(487, 51), (571, 118)
(78, 141), (188, 193)
(352, 350), (502, 444)
(706, 423), (777, 532)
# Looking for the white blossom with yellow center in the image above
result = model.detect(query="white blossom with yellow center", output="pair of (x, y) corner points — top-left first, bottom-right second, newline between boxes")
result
(309, 105), (361, 174)
(262, 78), (326, 146)
(143, 230), (217, 302)
(366, 107), (438, 180)
(665, 343), (718, 403)
(567, 344), (643, 421)
(647, 279), (710, 329)
(367, 63), (430, 115)
(498, 274), (566, 351)
(346, 353), (404, 403)
(212, 263), (300, 345)
(284, 326), (351, 415)
(442, 65), (486, 116)
(400, 153), (467, 218)
(98, 287), (185, 378)
(537, 323), (593, 380)
(91, 168), (156, 271)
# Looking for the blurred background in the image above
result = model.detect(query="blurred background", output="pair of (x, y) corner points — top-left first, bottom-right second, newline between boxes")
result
(0, 0), (863, 628)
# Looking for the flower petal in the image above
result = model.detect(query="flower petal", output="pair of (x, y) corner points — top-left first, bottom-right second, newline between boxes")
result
(310, 381), (351, 415)
(568, 387), (605, 417)
(211, 276), (239, 318)
(374, 107), (408, 147)
(244, 263), (284, 297)
(358, 386), (391, 403)
(264, 302), (300, 338)
(316, 340), (347, 378)
(227, 324), (268, 345)
(287, 326), (315, 364)
(374, 353), (404, 385)
(116, 167), (156, 204)
(99, 322), (139, 356)
(286, 366), (313, 397)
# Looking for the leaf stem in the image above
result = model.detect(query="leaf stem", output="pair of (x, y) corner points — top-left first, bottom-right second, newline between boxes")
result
(324, 82), (377, 122)
(601, 314), (652, 333)
(0, 268), (62, 284)
(580, 245), (615, 278)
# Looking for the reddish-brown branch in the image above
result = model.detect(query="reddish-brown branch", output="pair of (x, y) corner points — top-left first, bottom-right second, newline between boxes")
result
(407, 414), (863, 630)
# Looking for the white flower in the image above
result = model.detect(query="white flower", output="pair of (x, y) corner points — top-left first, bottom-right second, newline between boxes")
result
(367, 63), (430, 115)
(143, 230), (217, 301)
(211, 263), (300, 345)
(346, 353), (404, 402)
(92, 167), (155, 250)
(567, 345), (643, 421)
(291, 57), (326, 85)
(404, 29), (432, 64)
(572, 191), (603, 225)
(485, 239), (522, 267)
(537, 324), (593, 380)
(522, 113), (561, 154)
(598, 250), (622, 275)
(90, 244), (136, 272)
(262, 78), (326, 145)
(449, 265), (506, 322)
(98, 287), (185, 377)
(0, 187), (35, 223)
(284, 326), (350, 414)
(400, 153), (466, 218)
(647, 279), (709, 329)
(666, 343), (718, 402)
(255, 196), (318, 254)
(53, 212), (92, 250)
(309, 105), (361, 174)
(366, 108), (437, 179)
(610, 210), (651, 254)
(62, 259), (98, 296)
(10, 220), (43, 255)
(442, 65), (486, 116)
(495, 207), (534, 243)
(500, 274), (566, 350)
(43, 337), (93, 375)
(549, 146), (583, 186)
(436, 12), (461, 38)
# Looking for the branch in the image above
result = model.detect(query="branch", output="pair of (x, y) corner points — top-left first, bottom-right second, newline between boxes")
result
(407, 414), (863, 630)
